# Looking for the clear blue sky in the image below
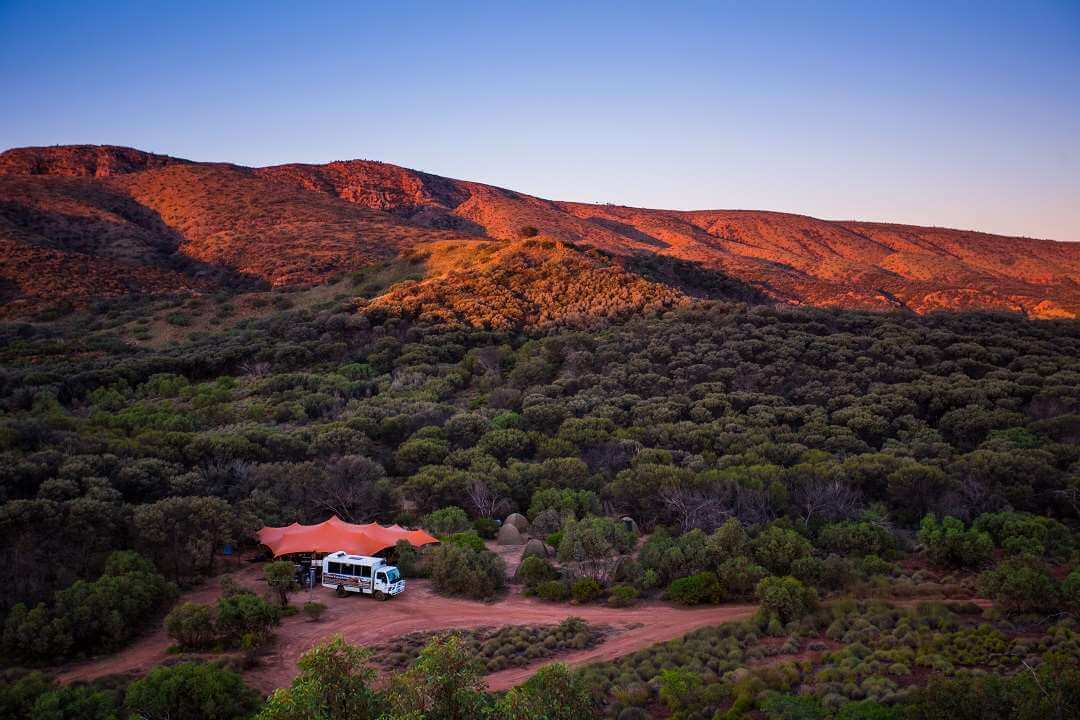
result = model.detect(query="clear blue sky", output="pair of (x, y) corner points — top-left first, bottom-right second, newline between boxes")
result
(2, 1), (1078, 240)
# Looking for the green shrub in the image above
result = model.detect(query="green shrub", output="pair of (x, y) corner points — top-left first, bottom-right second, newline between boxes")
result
(473, 517), (499, 539)
(215, 593), (279, 645)
(556, 516), (635, 582)
(477, 428), (533, 460)
(752, 525), (813, 575)
(1002, 535), (1043, 557)
(859, 554), (897, 577)
(1063, 568), (1080, 614)
(836, 699), (901, 719)
(978, 557), (1060, 615)
(667, 572), (722, 605)
(528, 488), (600, 520)
(393, 540), (425, 578)
(792, 556), (826, 587)
(608, 584), (639, 608)
(638, 528), (710, 587)
(918, 515), (993, 569)
(708, 517), (751, 557)
(373, 619), (605, 672)
(755, 575), (817, 623)
(263, 560), (298, 607)
(166, 602), (215, 649)
(126, 662), (259, 720)
(716, 556), (768, 599)
(428, 542), (506, 600)
(536, 580), (570, 602)
(905, 654), (1080, 720)
(422, 506), (472, 536)
(495, 661), (594, 720)
(657, 667), (705, 717)
(820, 554), (856, 590)
(817, 520), (895, 558)
(259, 636), (380, 720)
(0, 671), (56, 718)
(571, 577), (605, 604)
(972, 511), (1073, 559)
(447, 530), (486, 551)
(3, 550), (176, 664)
(519, 556), (559, 591)
(25, 682), (122, 720)
(165, 313), (191, 326)
(760, 691), (825, 720)
(302, 601), (327, 622)
(385, 635), (488, 719)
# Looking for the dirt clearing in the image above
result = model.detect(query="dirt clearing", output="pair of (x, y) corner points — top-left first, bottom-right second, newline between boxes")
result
(57, 566), (757, 696)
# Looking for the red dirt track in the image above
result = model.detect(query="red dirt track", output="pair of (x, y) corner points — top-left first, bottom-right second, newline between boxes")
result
(56, 563), (757, 695)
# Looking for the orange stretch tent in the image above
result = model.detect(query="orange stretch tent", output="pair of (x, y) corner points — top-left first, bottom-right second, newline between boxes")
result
(257, 516), (438, 558)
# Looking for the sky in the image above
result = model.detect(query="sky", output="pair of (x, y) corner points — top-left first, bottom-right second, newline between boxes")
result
(1, 1), (1078, 241)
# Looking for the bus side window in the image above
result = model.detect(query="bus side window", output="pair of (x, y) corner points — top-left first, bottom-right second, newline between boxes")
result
(360, 565), (371, 579)
(328, 562), (341, 574)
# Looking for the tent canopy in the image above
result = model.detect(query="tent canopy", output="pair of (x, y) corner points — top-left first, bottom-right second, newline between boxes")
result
(257, 516), (438, 558)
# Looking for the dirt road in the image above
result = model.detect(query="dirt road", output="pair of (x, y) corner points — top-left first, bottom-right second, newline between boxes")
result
(57, 559), (988, 696)
(57, 564), (758, 695)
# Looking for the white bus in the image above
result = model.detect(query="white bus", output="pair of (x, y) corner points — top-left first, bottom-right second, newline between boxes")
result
(321, 551), (405, 600)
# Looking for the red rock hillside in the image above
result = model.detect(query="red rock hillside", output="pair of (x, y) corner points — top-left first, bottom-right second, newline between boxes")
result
(362, 238), (696, 329)
(1, 144), (1078, 321)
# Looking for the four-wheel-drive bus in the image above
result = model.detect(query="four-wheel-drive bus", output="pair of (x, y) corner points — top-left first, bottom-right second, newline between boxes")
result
(321, 551), (405, 599)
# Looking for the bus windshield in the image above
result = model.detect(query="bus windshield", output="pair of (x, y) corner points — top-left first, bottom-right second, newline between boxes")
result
(386, 568), (401, 583)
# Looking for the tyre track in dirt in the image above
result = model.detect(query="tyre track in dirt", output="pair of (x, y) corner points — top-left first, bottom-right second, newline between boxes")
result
(56, 562), (991, 697)
(243, 582), (760, 695)
(482, 597), (995, 691)
(482, 601), (759, 691)
(56, 566), (758, 696)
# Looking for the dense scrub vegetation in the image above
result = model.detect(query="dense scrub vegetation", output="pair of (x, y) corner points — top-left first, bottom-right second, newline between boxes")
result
(373, 617), (609, 673)
(165, 589), (280, 652)
(5, 602), (1077, 720)
(579, 600), (1080, 719)
(1, 551), (175, 664)
(1, 295), (1079, 713)
(365, 238), (700, 329)
(4, 301), (1078, 578)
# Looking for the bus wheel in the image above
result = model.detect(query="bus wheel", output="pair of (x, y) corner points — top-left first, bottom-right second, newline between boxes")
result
(336, 585), (346, 598)
(374, 590), (387, 601)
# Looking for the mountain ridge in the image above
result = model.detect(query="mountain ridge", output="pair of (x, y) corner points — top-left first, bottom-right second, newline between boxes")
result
(1, 144), (1077, 322)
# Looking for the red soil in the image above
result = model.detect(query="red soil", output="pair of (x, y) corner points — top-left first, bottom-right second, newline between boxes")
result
(52, 553), (995, 697)
(55, 563), (757, 696)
